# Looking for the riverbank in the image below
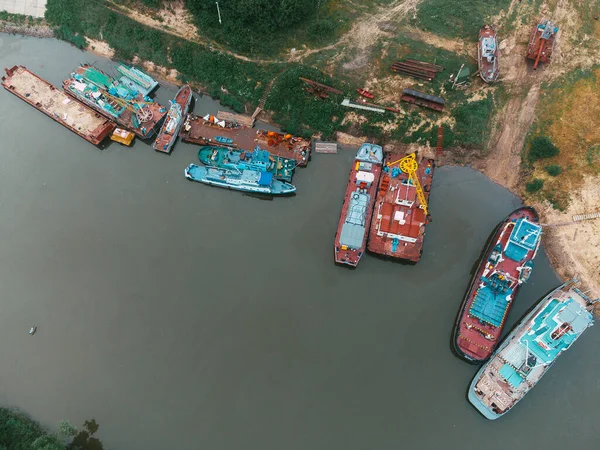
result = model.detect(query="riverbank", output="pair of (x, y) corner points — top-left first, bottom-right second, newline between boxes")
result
(1, 4), (598, 297)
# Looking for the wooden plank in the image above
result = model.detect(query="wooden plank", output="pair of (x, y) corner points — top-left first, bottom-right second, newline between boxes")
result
(216, 111), (254, 128)
(314, 142), (338, 154)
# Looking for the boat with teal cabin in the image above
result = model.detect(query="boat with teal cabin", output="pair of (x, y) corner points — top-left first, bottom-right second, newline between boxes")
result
(184, 164), (296, 195)
(468, 280), (597, 419)
(198, 146), (296, 182)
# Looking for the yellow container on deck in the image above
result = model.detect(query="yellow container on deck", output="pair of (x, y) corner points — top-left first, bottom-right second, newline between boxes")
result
(110, 128), (135, 146)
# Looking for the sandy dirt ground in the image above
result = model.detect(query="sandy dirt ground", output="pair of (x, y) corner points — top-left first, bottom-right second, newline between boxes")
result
(477, 0), (600, 299)
(535, 178), (600, 296)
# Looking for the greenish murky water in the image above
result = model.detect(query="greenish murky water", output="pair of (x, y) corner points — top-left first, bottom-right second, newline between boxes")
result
(0, 34), (598, 449)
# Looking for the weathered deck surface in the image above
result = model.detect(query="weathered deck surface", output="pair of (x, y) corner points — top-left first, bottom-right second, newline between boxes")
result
(2, 66), (115, 144)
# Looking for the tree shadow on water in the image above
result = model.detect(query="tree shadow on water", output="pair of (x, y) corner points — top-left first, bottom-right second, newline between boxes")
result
(67, 419), (103, 450)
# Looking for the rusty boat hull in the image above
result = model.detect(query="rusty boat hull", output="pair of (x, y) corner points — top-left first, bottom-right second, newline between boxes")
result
(478, 24), (500, 83)
(153, 85), (193, 154)
(452, 206), (542, 363)
(367, 155), (435, 263)
(180, 113), (311, 166)
(334, 143), (384, 267)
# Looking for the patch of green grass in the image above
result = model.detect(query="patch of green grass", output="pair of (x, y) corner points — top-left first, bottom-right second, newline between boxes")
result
(528, 136), (559, 162)
(264, 66), (351, 139)
(451, 94), (494, 150)
(415, 0), (512, 39)
(587, 145), (600, 169)
(526, 178), (544, 193)
(546, 164), (562, 176)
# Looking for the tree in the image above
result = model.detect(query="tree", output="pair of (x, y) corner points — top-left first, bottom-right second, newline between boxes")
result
(529, 136), (559, 162)
(546, 164), (562, 176)
(526, 178), (544, 193)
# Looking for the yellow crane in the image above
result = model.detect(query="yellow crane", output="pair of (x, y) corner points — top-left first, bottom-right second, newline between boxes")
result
(385, 153), (429, 216)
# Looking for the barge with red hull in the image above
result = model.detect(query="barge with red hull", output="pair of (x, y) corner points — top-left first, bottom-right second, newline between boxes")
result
(2, 66), (115, 145)
(153, 85), (193, 154)
(368, 154), (434, 263)
(453, 206), (542, 363)
(180, 113), (311, 166)
(334, 143), (384, 267)
(63, 64), (166, 139)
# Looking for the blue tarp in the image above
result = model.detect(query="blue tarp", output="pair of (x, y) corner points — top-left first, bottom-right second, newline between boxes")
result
(499, 364), (524, 388)
(505, 218), (541, 262)
(469, 275), (513, 327)
(258, 172), (273, 186)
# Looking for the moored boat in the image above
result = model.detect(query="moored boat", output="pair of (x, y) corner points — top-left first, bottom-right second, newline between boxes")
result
(469, 280), (596, 419)
(110, 128), (135, 146)
(153, 85), (193, 153)
(62, 64), (166, 139)
(453, 206), (542, 363)
(478, 24), (500, 83)
(184, 164), (296, 195)
(357, 88), (374, 99)
(526, 19), (559, 69)
(198, 146), (296, 182)
(367, 153), (434, 262)
(2, 65), (115, 145)
(334, 143), (384, 267)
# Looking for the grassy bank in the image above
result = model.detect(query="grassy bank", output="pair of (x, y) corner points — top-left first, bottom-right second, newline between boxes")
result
(43, 0), (499, 149)
(414, 0), (512, 39)
(523, 67), (600, 209)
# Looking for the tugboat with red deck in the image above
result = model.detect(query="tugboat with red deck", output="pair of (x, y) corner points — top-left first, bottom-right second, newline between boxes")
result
(453, 206), (542, 363)
(334, 143), (384, 267)
(368, 153), (434, 262)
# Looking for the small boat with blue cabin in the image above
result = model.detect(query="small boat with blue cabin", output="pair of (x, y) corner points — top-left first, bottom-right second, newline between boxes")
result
(198, 145), (296, 182)
(184, 164), (296, 195)
(153, 85), (193, 153)
(469, 280), (597, 419)
(215, 136), (233, 145)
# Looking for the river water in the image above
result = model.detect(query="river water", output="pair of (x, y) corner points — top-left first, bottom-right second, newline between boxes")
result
(0, 35), (598, 450)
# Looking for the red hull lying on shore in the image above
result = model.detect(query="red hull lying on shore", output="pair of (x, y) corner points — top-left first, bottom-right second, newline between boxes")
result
(452, 206), (542, 363)
(368, 154), (434, 262)
(334, 143), (384, 267)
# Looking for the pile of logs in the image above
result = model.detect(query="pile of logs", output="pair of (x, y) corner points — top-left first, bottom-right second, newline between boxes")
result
(390, 59), (444, 81)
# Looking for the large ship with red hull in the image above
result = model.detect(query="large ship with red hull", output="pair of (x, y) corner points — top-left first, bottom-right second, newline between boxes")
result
(453, 206), (542, 363)
(334, 143), (384, 267)
(153, 85), (192, 154)
(368, 153), (434, 263)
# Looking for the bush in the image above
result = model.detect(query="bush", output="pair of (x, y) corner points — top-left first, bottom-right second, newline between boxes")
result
(452, 95), (494, 149)
(526, 178), (544, 193)
(529, 136), (559, 162)
(54, 25), (87, 49)
(546, 164), (562, 176)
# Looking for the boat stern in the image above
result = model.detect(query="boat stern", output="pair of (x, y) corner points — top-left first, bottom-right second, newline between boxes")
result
(468, 376), (503, 420)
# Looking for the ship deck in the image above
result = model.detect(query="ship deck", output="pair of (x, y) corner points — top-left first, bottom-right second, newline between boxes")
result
(180, 114), (311, 166)
(454, 207), (541, 362)
(64, 65), (167, 139)
(2, 66), (115, 145)
(334, 145), (383, 267)
(153, 85), (192, 153)
(367, 155), (434, 262)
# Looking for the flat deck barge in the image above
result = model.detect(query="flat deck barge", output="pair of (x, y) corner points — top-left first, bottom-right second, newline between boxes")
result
(2, 66), (115, 145)
(180, 114), (311, 166)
